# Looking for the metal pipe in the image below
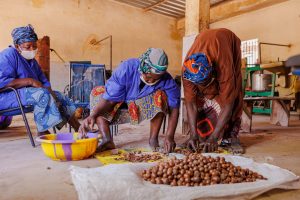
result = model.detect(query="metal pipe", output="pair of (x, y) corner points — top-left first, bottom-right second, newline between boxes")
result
(94, 35), (113, 71)
(97, 35), (111, 43)
(259, 42), (291, 63)
(3, 87), (36, 147)
(50, 48), (65, 63)
(260, 42), (291, 47)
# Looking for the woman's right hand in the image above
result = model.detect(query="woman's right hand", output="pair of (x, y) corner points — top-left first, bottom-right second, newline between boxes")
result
(29, 78), (43, 88)
(185, 133), (203, 152)
(78, 115), (96, 137)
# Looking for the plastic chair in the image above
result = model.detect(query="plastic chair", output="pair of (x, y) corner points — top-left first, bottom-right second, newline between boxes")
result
(0, 87), (35, 147)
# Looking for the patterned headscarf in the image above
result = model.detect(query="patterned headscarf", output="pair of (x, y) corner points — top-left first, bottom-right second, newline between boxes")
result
(11, 24), (38, 45)
(139, 48), (168, 74)
(183, 53), (212, 84)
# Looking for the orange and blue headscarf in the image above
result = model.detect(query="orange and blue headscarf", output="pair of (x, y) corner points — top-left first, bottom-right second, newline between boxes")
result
(139, 48), (168, 74)
(11, 24), (38, 45)
(183, 53), (212, 84)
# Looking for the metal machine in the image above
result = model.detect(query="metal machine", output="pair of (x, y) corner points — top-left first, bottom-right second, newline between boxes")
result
(69, 62), (106, 118)
(242, 39), (291, 114)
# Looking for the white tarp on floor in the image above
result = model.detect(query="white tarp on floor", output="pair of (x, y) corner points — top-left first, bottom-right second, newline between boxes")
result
(70, 154), (300, 200)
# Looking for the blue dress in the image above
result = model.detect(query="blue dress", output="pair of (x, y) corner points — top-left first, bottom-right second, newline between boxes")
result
(0, 47), (50, 108)
(0, 47), (75, 132)
(102, 58), (180, 108)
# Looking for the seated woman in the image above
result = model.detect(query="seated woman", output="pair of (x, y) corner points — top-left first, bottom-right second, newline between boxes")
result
(80, 48), (180, 153)
(0, 24), (80, 135)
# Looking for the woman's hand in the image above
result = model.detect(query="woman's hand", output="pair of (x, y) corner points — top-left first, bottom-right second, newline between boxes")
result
(203, 132), (220, 153)
(29, 78), (43, 88)
(78, 115), (96, 138)
(164, 136), (176, 154)
(202, 139), (218, 153)
(184, 133), (204, 152)
(6, 78), (42, 89)
(163, 107), (179, 154)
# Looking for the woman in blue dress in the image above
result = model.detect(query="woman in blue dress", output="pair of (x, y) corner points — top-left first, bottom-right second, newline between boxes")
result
(80, 48), (180, 153)
(0, 24), (80, 135)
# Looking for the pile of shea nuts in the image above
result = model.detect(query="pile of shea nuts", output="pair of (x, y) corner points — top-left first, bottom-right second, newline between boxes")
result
(141, 153), (266, 186)
(115, 151), (163, 162)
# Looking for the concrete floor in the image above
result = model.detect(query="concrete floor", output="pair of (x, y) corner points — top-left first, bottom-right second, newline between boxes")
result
(0, 114), (300, 200)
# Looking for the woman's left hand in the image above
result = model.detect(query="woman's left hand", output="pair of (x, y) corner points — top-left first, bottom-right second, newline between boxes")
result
(78, 115), (96, 138)
(202, 137), (218, 152)
(164, 136), (176, 154)
(30, 78), (43, 88)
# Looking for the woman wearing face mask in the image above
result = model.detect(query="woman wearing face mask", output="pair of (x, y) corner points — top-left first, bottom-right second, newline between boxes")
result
(80, 48), (180, 153)
(0, 24), (80, 135)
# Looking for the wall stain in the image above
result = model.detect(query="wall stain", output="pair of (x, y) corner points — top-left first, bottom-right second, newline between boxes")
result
(87, 0), (96, 9)
(72, 0), (80, 7)
(169, 24), (183, 41)
(82, 34), (102, 56)
(31, 0), (44, 8)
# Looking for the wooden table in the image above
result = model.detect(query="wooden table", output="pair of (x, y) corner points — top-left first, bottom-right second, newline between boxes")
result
(242, 96), (295, 133)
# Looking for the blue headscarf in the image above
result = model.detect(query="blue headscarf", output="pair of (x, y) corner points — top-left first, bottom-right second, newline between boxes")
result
(139, 48), (168, 74)
(11, 24), (38, 45)
(183, 53), (212, 84)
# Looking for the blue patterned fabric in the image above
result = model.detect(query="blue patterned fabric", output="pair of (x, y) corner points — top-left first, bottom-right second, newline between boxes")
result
(183, 53), (212, 84)
(139, 48), (168, 74)
(25, 87), (76, 132)
(11, 24), (38, 45)
(130, 90), (168, 124)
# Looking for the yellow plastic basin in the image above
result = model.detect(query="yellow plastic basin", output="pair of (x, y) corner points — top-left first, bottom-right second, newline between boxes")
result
(36, 133), (98, 161)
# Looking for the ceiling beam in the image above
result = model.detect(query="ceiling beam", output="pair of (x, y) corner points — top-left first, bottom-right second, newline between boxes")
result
(151, 9), (181, 18)
(171, 0), (186, 6)
(177, 0), (288, 30)
(185, 0), (210, 36)
(152, 7), (183, 17)
(144, 0), (168, 12)
(199, 0), (210, 32)
(164, 1), (185, 10)
(159, 4), (185, 14)
(115, 0), (150, 8)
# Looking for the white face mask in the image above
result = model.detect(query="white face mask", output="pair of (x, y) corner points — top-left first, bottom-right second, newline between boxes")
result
(19, 48), (37, 60)
(140, 75), (160, 86)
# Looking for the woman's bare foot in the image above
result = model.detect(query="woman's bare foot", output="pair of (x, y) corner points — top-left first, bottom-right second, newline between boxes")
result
(229, 138), (244, 155)
(38, 130), (50, 136)
(96, 140), (116, 152)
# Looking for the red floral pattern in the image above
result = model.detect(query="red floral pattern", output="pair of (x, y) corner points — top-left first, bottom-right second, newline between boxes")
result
(90, 86), (122, 121)
(91, 86), (105, 96)
(90, 86), (168, 125)
(111, 103), (122, 116)
(153, 90), (167, 109)
(128, 102), (139, 124)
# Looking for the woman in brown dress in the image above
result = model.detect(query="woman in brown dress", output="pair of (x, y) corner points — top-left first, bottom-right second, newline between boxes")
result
(182, 28), (243, 154)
